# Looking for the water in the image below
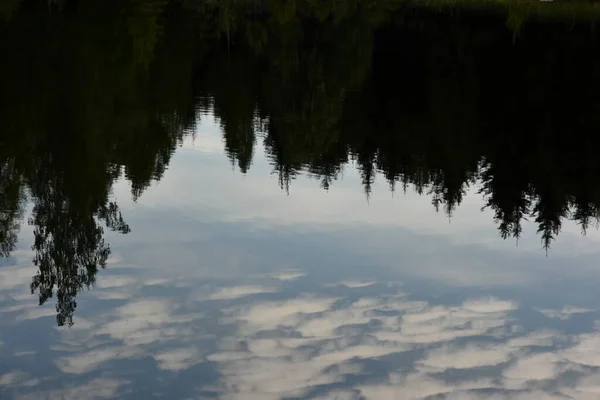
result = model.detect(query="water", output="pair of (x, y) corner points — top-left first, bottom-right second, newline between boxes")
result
(3, 1), (600, 399)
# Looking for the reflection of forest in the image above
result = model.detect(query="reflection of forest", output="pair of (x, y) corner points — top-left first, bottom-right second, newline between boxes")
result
(0, 0), (196, 326)
(1, 0), (600, 324)
(197, 1), (600, 250)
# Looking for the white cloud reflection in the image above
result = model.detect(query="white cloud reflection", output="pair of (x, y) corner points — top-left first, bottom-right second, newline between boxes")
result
(56, 346), (144, 374)
(208, 285), (278, 300)
(205, 293), (524, 399)
(16, 378), (128, 400)
(3, 270), (600, 399)
(268, 271), (306, 281)
(538, 306), (595, 320)
(155, 346), (201, 371)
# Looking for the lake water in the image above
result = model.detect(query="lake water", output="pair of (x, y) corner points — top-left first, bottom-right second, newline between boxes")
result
(2, 2), (600, 399)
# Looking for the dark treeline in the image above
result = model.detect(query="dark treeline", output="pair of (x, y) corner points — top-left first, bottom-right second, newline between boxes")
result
(0, 0), (198, 325)
(1, 0), (600, 324)
(195, 1), (600, 250)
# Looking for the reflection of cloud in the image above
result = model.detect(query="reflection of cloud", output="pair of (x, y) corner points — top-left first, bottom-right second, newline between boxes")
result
(230, 296), (339, 335)
(0, 371), (39, 387)
(311, 389), (361, 400)
(506, 330), (557, 348)
(7, 270), (600, 400)
(314, 344), (409, 364)
(155, 346), (201, 371)
(0, 265), (36, 291)
(183, 131), (225, 154)
(206, 350), (254, 362)
(209, 295), (520, 399)
(569, 372), (600, 399)
(215, 357), (345, 399)
(56, 346), (144, 374)
(209, 285), (278, 300)
(538, 306), (594, 320)
(559, 333), (600, 367)
(358, 372), (497, 400)
(93, 291), (132, 300)
(45, 294), (208, 384)
(97, 299), (200, 346)
(503, 353), (560, 384)
(14, 351), (36, 357)
(462, 298), (518, 313)
(95, 276), (137, 289)
(440, 391), (569, 400)
(16, 306), (56, 322)
(268, 271), (305, 281)
(374, 298), (512, 345)
(16, 378), (128, 400)
(203, 291), (600, 398)
(326, 281), (376, 288)
(420, 344), (512, 370)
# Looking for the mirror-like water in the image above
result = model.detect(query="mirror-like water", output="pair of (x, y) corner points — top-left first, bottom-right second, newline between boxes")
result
(2, 1), (600, 399)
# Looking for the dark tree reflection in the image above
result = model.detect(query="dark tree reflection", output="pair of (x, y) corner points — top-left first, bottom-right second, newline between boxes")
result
(191, 1), (600, 251)
(3, 0), (600, 325)
(0, 160), (25, 259)
(0, 0), (197, 325)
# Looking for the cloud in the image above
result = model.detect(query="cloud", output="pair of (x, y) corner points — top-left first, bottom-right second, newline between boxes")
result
(183, 131), (225, 154)
(311, 389), (362, 400)
(6, 270), (600, 400)
(15, 378), (128, 400)
(155, 346), (201, 371)
(0, 371), (38, 387)
(0, 265), (36, 292)
(314, 344), (409, 364)
(506, 330), (557, 348)
(96, 299), (201, 346)
(229, 296), (339, 335)
(326, 281), (376, 288)
(538, 306), (594, 320)
(16, 306), (56, 322)
(358, 373), (497, 400)
(213, 357), (345, 399)
(502, 353), (560, 384)
(56, 346), (144, 374)
(95, 275), (138, 289)
(420, 344), (512, 371)
(567, 372), (600, 399)
(268, 271), (306, 281)
(298, 308), (374, 338)
(559, 333), (600, 367)
(373, 298), (512, 345)
(462, 298), (518, 314)
(14, 351), (36, 357)
(208, 285), (278, 300)
(206, 294), (522, 399)
(442, 391), (571, 400)
(206, 351), (254, 362)
(205, 291), (600, 399)
(93, 291), (132, 300)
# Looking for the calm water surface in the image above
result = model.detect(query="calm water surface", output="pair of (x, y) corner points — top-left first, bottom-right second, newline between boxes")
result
(2, 2), (600, 399)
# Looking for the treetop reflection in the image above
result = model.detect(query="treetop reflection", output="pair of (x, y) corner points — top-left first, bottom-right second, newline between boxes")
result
(1, 0), (600, 324)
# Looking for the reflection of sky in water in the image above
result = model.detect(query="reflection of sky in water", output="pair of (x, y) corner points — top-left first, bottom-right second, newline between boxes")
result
(2, 115), (600, 399)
